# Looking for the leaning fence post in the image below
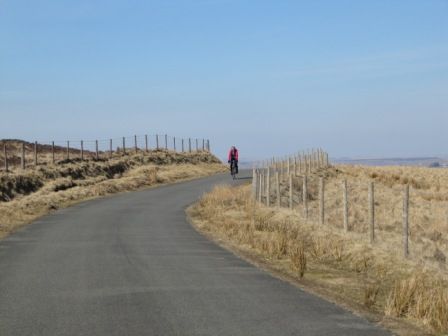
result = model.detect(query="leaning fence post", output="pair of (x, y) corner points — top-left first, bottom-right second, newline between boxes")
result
(369, 182), (375, 243)
(96, 140), (99, 160)
(403, 185), (410, 258)
(303, 175), (308, 220)
(289, 174), (293, 209)
(81, 141), (84, 160)
(34, 141), (38, 166)
(276, 171), (280, 207)
(319, 177), (325, 225)
(342, 179), (349, 232)
(3, 143), (8, 172)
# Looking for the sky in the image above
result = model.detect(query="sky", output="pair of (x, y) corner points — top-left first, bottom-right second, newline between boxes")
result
(1, 0), (447, 161)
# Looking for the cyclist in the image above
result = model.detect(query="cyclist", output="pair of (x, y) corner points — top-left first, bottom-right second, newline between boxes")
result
(227, 146), (239, 175)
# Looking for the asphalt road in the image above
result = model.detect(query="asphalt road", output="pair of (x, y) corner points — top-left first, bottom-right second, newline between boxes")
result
(0, 171), (390, 336)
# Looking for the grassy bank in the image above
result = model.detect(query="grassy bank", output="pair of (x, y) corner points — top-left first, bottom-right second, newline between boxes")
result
(0, 150), (225, 239)
(189, 165), (448, 336)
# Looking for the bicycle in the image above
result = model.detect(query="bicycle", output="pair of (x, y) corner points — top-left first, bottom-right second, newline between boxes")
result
(230, 160), (238, 180)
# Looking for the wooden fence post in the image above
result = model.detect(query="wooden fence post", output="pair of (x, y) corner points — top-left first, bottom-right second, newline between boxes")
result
(280, 160), (284, 181)
(66, 141), (70, 160)
(202, 139), (205, 151)
(96, 140), (99, 160)
(196, 139), (198, 151)
(312, 150), (316, 170)
(81, 141), (84, 161)
(189, 138), (192, 153)
(289, 174), (293, 209)
(174, 137), (176, 152)
(293, 157), (297, 176)
(369, 182), (375, 243)
(34, 141), (38, 166)
(122, 137), (126, 154)
(287, 157), (290, 176)
(276, 171), (280, 207)
(3, 143), (8, 172)
(52, 141), (55, 164)
(342, 179), (349, 232)
(403, 185), (410, 258)
(322, 151), (325, 166)
(258, 171), (263, 203)
(145, 135), (149, 152)
(316, 149), (320, 168)
(266, 167), (271, 206)
(303, 176), (308, 220)
(134, 135), (138, 153)
(21, 142), (25, 169)
(254, 170), (259, 201)
(319, 177), (325, 225)
(252, 168), (257, 199)
(109, 139), (113, 158)
(182, 139), (185, 153)
(165, 134), (168, 150)
(156, 134), (159, 150)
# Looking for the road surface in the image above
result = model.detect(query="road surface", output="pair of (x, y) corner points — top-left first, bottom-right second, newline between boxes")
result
(0, 171), (389, 335)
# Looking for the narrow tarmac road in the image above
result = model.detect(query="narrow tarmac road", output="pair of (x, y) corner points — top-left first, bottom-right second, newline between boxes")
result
(0, 171), (390, 336)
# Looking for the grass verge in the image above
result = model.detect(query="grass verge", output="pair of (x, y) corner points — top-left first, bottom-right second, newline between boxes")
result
(0, 150), (225, 239)
(188, 183), (448, 336)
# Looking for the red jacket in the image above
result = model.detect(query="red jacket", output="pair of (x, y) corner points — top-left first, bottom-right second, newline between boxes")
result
(228, 148), (239, 161)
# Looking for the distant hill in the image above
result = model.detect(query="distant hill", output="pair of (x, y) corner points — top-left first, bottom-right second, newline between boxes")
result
(332, 157), (448, 168)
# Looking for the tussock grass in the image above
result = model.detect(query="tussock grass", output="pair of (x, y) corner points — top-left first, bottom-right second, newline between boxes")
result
(0, 150), (225, 238)
(189, 180), (448, 335)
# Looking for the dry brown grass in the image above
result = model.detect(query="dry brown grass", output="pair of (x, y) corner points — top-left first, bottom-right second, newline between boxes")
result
(189, 174), (448, 335)
(0, 150), (225, 239)
(266, 165), (448, 275)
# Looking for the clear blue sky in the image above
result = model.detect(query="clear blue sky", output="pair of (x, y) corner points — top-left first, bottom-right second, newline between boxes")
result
(1, 0), (447, 160)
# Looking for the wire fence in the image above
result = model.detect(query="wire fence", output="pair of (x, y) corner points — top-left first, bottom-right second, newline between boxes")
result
(0, 134), (211, 171)
(251, 149), (448, 262)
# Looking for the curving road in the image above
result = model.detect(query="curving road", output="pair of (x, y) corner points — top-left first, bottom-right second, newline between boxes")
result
(0, 172), (389, 336)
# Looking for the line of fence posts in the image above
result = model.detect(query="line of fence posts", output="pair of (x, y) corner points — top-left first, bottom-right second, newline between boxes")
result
(252, 149), (412, 259)
(1, 135), (211, 171)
